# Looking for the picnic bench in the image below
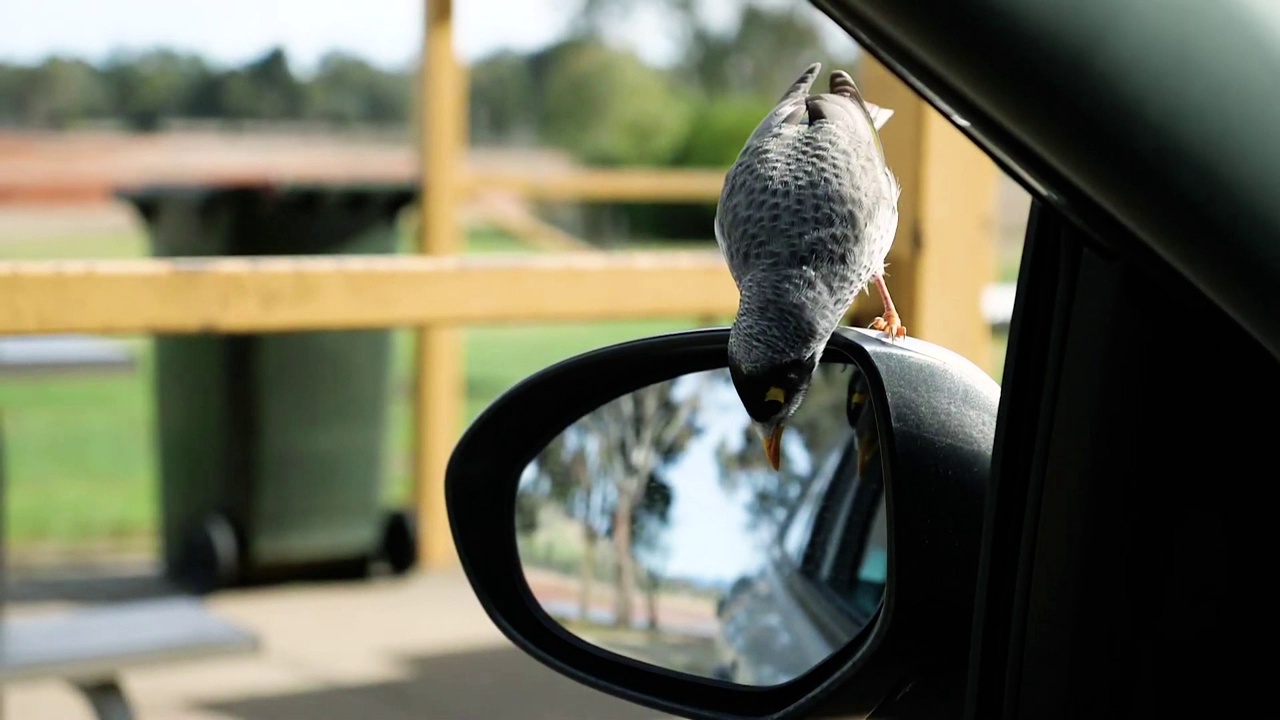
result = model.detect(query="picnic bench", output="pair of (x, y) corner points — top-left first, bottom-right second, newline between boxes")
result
(0, 598), (259, 719)
(0, 416), (260, 720)
(0, 334), (136, 376)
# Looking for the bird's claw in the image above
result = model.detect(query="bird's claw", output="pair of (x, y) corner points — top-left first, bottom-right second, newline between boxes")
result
(870, 310), (907, 342)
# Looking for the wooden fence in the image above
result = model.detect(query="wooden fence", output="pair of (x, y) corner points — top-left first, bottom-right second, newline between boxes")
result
(0, 0), (999, 572)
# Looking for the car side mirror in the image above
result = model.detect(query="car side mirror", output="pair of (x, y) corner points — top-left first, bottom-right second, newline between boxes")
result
(446, 327), (998, 719)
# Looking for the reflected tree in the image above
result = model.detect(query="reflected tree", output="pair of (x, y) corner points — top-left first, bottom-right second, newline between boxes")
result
(536, 432), (602, 617)
(523, 373), (709, 629)
(584, 377), (706, 628)
(612, 471), (673, 631)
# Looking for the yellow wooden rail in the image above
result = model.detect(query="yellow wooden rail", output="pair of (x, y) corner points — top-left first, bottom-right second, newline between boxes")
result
(0, 253), (739, 335)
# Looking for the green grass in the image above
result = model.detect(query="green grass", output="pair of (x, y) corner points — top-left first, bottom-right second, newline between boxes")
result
(0, 225), (718, 553)
(1, 354), (157, 550)
(997, 241), (1023, 284)
(463, 226), (536, 254)
(990, 330), (1009, 384)
(1, 222), (1010, 554)
(0, 232), (148, 260)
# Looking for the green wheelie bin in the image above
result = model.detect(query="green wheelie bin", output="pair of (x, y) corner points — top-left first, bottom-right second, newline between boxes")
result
(119, 182), (419, 593)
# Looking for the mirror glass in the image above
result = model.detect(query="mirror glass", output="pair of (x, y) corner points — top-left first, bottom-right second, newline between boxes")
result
(515, 361), (887, 687)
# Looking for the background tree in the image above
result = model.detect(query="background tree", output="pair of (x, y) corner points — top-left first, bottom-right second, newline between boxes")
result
(5, 57), (108, 129)
(101, 49), (212, 130)
(538, 39), (694, 168)
(532, 431), (605, 618)
(611, 471), (673, 631)
(306, 51), (412, 126)
(468, 50), (539, 144)
(564, 0), (863, 241)
(215, 48), (305, 121)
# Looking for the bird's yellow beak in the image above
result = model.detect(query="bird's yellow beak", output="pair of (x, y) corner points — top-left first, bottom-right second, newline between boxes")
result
(760, 386), (788, 471)
(762, 424), (785, 472)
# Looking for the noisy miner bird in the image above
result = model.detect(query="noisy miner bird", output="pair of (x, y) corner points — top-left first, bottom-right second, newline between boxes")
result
(715, 61), (904, 471)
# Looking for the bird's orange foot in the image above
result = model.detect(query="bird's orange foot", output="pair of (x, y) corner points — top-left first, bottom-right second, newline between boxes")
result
(870, 310), (907, 341)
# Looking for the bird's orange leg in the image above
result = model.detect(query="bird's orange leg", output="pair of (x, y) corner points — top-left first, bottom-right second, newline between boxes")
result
(869, 273), (907, 340)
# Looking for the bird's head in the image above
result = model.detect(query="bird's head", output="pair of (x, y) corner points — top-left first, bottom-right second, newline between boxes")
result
(728, 350), (818, 472)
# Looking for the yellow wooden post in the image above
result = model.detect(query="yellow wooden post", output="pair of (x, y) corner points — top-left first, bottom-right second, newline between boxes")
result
(853, 56), (998, 373)
(456, 62), (470, 155)
(415, 0), (464, 571)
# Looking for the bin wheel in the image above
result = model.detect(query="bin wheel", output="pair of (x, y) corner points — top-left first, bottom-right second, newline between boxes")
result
(380, 510), (417, 575)
(179, 514), (240, 594)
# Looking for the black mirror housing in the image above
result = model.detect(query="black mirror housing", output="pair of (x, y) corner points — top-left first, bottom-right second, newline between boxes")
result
(446, 327), (998, 719)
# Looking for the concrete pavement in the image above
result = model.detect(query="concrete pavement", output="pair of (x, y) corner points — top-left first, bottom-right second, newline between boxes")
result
(3, 567), (673, 720)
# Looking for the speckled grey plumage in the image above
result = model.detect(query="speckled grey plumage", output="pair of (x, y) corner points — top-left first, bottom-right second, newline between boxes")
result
(716, 62), (901, 373)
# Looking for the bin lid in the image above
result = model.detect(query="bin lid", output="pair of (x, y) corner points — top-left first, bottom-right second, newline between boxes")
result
(115, 180), (418, 204)
(115, 180), (419, 224)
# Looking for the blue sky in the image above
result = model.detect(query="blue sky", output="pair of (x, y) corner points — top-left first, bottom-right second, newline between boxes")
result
(655, 371), (816, 585)
(654, 373), (770, 585)
(0, 0), (854, 74)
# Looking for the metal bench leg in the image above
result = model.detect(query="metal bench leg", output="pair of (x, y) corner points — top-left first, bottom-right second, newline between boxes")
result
(74, 680), (135, 720)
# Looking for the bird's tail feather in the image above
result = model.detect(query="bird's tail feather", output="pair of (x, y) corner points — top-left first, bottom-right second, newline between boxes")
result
(829, 70), (895, 130)
(742, 63), (895, 154)
(829, 70), (861, 100)
(778, 62), (822, 105)
(738, 63), (822, 147)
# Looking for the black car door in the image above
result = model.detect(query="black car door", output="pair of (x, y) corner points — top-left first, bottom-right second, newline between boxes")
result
(806, 2), (1280, 718)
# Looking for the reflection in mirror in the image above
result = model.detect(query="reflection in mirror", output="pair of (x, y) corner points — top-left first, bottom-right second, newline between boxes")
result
(515, 362), (888, 687)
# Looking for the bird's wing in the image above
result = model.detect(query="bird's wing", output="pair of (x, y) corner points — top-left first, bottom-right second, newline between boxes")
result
(778, 61), (824, 105)
(807, 70), (896, 159)
(718, 63), (823, 284)
(824, 70), (906, 203)
(716, 64), (901, 286)
(714, 209), (728, 254)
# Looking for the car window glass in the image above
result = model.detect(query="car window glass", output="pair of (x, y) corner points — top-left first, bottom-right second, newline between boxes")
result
(803, 443), (862, 577)
(781, 445), (843, 565)
(800, 426), (887, 621)
(814, 477), (861, 580)
(858, 498), (888, 585)
(842, 495), (888, 618)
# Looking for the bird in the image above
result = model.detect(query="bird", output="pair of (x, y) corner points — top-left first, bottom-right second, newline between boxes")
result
(715, 61), (903, 472)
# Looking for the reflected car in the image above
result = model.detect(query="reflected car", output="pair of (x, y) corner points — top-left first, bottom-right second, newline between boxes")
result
(712, 401), (887, 686)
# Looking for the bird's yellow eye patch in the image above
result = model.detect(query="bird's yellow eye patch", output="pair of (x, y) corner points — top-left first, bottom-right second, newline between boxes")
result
(766, 387), (787, 404)
(850, 392), (868, 405)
